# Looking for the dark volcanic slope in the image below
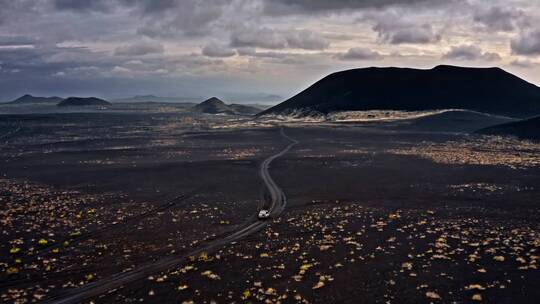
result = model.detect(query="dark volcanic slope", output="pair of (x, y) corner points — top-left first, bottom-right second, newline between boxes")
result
(57, 97), (111, 107)
(192, 97), (260, 115)
(388, 110), (516, 133)
(8, 94), (63, 104)
(478, 116), (540, 141)
(260, 65), (540, 117)
(229, 104), (261, 115)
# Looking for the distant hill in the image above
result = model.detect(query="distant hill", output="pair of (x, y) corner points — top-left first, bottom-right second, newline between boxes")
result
(259, 65), (540, 118)
(57, 97), (111, 107)
(477, 116), (540, 141)
(7, 94), (63, 104)
(113, 95), (199, 105)
(192, 97), (260, 115)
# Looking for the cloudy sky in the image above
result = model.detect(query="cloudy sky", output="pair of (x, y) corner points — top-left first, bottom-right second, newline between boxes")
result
(1, 0), (539, 102)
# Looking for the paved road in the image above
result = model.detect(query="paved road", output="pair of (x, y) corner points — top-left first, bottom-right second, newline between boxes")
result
(45, 127), (298, 304)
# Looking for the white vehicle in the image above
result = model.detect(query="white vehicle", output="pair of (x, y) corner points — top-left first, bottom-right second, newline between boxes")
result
(258, 209), (271, 219)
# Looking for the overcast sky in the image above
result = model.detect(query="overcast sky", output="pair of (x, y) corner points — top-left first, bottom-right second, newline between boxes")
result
(1, 0), (539, 102)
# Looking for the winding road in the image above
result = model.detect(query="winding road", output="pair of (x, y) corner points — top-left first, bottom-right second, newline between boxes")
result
(260, 128), (299, 216)
(45, 127), (298, 304)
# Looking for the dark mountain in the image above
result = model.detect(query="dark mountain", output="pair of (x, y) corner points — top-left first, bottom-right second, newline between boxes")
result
(192, 97), (260, 115)
(477, 116), (540, 141)
(8, 94), (63, 104)
(259, 65), (540, 118)
(57, 97), (111, 107)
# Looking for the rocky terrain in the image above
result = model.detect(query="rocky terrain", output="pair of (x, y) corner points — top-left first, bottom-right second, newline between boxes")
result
(1, 109), (539, 303)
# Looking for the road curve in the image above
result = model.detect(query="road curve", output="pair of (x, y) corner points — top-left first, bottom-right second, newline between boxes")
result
(260, 128), (299, 216)
(44, 127), (298, 304)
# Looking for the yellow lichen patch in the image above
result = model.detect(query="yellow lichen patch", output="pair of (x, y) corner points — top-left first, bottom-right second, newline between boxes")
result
(241, 289), (251, 299)
(466, 284), (486, 291)
(201, 270), (221, 280)
(472, 294), (483, 301)
(494, 256), (505, 262)
(69, 231), (82, 237)
(426, 291), (441, 299)
(312, 281), (325, 289)
(9, 247), (22, 254)
(179, 265), (194, 273)
(199, 252), (209, 262)
(6, 267), (19, 275)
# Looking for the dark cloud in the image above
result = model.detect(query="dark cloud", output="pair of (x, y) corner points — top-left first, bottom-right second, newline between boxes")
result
(263, 0), (456, 15)
(53, 0), (229, 37)
(0, 0), (43, 25)
(125, 0), (179, 14)
(511, 30), (540, 56)
(54, 0), (112, 12)
(373, 22), (440, 44)
(442, 45), (501, 61)
(1, 0), (539, 100)
(136, 2), (225, 37)
(338, 47), (383, 60)
(53, 0), (178, 13)
(0, 35), (38, 46)
(286, 30), (330, 50)
(236, 48), (288, 59)
(510, 59), (537, 68)
(230, 28), (288, 49)
(114, 41), (165, 56)
(473, 6), (525, 32)
(233, 47), (312, 65)
(230, 28), (329, 50)
(202, 43), (236, 57)
(0, 45), (114, 87)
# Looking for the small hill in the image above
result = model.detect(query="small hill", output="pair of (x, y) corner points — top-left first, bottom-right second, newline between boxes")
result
(192, 97), (232, 114)
(8, 94), (63, 104)
(192, 97), (260, 115)
(259, 65), (540, 118)
(57, 97), (111, 107)
(477, 116), (540, 141)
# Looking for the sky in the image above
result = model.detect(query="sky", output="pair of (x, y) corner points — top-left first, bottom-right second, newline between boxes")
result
(0, 0), (539, 103)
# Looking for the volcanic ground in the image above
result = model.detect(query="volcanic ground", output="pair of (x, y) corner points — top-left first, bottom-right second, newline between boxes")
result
(1, 107), (539, 304)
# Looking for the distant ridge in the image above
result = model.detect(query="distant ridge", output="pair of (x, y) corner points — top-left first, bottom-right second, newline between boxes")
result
(259, 65), (540, 118)
(192, 97), (260, 115)
(113, 95), (200, 104)
(58, 97), (111, 107)
(8, 94), (63, 104)
(478, 116), (540, 141)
